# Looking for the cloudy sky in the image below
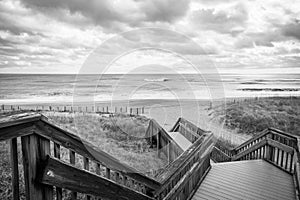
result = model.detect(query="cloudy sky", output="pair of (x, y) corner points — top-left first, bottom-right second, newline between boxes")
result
(0, 0), (300, 74)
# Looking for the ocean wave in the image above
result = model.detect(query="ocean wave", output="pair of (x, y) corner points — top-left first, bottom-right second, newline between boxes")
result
(144, 78), (169, 82)
(238, 88), (300, 92)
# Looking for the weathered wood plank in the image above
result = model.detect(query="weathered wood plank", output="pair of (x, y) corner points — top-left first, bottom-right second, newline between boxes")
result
(69, 150), (77, 200)
(54, 143), (62, 200)
(83, 157), (91, 200)
(234, 129), (270, 152)
(0, 122), (35, 142)
(39, 137), (53, 200)
(233, 139), (267, 161)
(155, 133), (214, 197)
(267, 138), (294, 154)
(10, 138), (20, 200)
(0, 113), (41, 129)
(21, 134), (52, 200)
(164, 156), (211, 200)
(40, 156), (155, 200)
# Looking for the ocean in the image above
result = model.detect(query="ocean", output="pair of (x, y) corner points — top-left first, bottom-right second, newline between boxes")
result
(0, 73), (299, 104)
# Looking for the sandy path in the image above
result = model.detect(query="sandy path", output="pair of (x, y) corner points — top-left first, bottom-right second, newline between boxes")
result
(142, 100), (251, 145)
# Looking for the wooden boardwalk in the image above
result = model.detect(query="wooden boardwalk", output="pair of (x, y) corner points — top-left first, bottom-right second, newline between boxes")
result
(166, 131), (192, 151)
(1, 113), (300, 200)
(193, 160), (296, 200)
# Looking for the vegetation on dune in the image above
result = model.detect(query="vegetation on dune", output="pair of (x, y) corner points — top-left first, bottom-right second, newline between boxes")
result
(45, 112), (167, 173)
(212, 97), (300, 136)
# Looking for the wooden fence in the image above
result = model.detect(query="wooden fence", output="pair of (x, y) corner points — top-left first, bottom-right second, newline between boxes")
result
(0, 104), (145, 115)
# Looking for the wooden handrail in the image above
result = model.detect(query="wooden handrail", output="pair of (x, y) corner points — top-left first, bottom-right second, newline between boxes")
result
(234, 127), (298, 152)
(153, 133), (214, 198)
(170, 118), (206, 142)
(234, 128), (270, 152)
(35, 117), (161, 190)
(40, 156), (155, 200)
(232, 139), (267, 160)
(211, 146), (231, 163)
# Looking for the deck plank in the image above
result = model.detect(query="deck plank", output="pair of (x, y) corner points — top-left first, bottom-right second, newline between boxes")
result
(192, 160), (296, 200)
(166, 131), (192, 151)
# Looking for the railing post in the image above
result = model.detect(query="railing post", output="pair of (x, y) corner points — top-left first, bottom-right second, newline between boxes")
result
(10, 138), (20, 200)
(54, 143), (62, 200)
(69, 150), (77, 199)
(21, 134), (53, 200)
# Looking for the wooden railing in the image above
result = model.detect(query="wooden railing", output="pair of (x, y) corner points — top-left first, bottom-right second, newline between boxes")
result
(1, 113), (159, 200)
(153, 133), (214, 200)
(0, 104), (145, 115)
(0, 113), (214, 200)
(170, 117), (206, 143)
(145, 119), (184, 163)
(211, 127), (300, 199)
(3, 112), (299, 200)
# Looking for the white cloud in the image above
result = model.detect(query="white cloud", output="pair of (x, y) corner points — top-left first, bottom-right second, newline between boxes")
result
(0, 0), (299, 74)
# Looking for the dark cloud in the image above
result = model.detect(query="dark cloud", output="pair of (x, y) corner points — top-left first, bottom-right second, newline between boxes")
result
(282, 22), (300, 41)
(139, 0), (191, 23)
(19, 0), (191, 29)
(191, 3), (248, 34)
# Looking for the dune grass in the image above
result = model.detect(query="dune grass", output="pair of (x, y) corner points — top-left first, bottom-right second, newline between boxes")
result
(212, 97), (300, 138)
(44, 112), (167, 173)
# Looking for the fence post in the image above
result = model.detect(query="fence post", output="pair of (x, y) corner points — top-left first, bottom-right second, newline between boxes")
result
(1, 104), (4, 111)
(106, 106), (109, 113)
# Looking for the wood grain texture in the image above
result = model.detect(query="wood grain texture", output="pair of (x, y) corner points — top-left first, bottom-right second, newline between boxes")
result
(40, 156), (155, 200)
(54, 143), (62, 200)
(193, 160), (296, 200)
(21, 134), (53, 200)
(10, 138), (20, 200)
